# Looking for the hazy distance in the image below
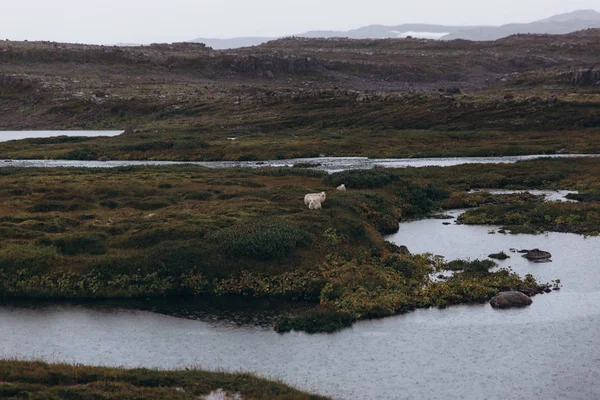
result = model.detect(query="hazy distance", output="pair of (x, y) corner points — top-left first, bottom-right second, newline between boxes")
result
(2, 0), (600, 44)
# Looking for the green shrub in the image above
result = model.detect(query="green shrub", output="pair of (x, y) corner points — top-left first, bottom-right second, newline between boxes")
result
(566, 191), (600, 202)
(63, 148), (99, 160)
(208, 219), (310, 260)
(184, 191), (213, 201)
(157, 183), (173, 189)
(117, 226), (205, 249)
(237, 154), (259, 161)
(172, 139), (209, 150)
(325, 169), (393, 189)
(488, 251), (510, 260)
(28, 201), (71, 213)
(118, 141), (174, 152)
(99, 200), (119, 209)
(41, 233), (108, 255)
(124, 199), (172, 210)
(0, 244), (58, 273)
(445, 259), (496, 274)
(274, 311), (356, 333)
(384, 255), (422, 279)
(147, 242), (210, 276)
(368, 212), (399, 235)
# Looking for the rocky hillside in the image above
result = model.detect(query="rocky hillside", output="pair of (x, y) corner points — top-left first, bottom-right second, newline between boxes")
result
(0, 30), (599, 133)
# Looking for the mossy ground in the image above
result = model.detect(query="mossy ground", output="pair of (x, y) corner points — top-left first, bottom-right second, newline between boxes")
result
(0, 360), (328, 400)
(0, 158), (596, 331)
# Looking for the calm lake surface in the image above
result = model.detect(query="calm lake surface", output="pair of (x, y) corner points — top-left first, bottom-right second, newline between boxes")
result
(0, 130), (123, 142)
(2, 189), (599, 399)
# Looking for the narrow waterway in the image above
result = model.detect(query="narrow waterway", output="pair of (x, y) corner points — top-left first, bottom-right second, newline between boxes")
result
(2, 191), (599, 399)
(1, 154), (599, 173)
(0, 130), (123, 142)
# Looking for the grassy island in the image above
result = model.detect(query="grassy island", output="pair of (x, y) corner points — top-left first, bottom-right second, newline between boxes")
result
(0, 360), (327, 400)
(0, 158), (596, 332)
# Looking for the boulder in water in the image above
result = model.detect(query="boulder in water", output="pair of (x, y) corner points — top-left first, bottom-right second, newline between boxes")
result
(523, 249), (552, 260)
(490, 291), (533, 309)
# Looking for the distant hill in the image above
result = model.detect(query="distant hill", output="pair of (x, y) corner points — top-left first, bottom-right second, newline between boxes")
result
(191, 9), (600, 49)
(442, 10), (600, 40)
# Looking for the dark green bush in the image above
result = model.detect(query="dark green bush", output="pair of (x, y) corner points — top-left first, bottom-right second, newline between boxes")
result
(208, 219), (310, 260)
(237, 154), (259, 161)
(41, 233), (108, 255)
(172, 139), (209, 150)
(368, 212), (399, 235)
(147, 242), (209, 276)
(28, 201), (71, 213)
(118, 141), (174, 152)
(124, 199), (172, 210)
(157, 183), (173, 189)
(384, 255), (422, 279)
(446, 259), (497, 274)
(488, 252), (510, 260)
(185, 191), (213, 201)
(566, 191), (600, 202)
(63, 148), (99, 160)
(0, 244), (58, 273)
(99, 200), (119, 209)
(274, 311), (356, 333)
(117, 226), (205, 249)
(324, 169), (393, 189)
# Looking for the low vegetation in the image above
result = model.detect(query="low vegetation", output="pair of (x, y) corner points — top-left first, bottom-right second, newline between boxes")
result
(488, 252), (510, 260)
(0, 360), (328, 400)
(0, 157), (593, 331)
(459, 203), (600, 235)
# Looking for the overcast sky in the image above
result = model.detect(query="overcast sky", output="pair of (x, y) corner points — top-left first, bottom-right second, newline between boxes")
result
(1, 0), (598, 44)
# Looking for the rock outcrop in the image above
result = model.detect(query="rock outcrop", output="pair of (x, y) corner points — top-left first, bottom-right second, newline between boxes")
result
(490, 291), (533, 308)
(523, 249), (552, 260)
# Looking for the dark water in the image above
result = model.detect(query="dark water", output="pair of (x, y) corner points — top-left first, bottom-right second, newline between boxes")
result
(1, 154), (599, 173)
(0, 130), (123, 142)
(1, 187), (599, 399)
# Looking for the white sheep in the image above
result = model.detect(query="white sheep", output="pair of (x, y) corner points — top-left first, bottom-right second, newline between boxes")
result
(308, 199), (322, 210)
(304, 191), (326, 206)
(336, 184), (347, 191)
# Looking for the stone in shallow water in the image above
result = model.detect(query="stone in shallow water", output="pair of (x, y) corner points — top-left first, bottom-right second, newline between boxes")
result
(490, 291), (533, 309)
(523, 249), (552, 260)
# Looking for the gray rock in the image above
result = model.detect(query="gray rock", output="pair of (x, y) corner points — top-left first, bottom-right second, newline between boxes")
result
(398, 245), (411, 255)
(523, 249), (552, 260)
(490, 291), (533, 309)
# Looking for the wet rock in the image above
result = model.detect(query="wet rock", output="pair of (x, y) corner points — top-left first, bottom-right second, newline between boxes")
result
(432, 214), (454, 220)
(398, 245), (411, 255)
(490, 291), (533, 309)
(519, 287), (539, 297)
(442, 222), (452, 225)
(523, 249), (552, 260)
(553, 287), (561, 291)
